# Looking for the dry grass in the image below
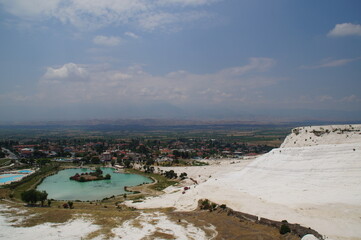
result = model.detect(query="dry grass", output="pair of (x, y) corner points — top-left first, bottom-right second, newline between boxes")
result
(1, 199), (301, 240)
(19, 208), (74, 227)
(0, 188), (11, 199)
(148, 231), (176, 239)
(125, 168), (179, 192)
(168, 210), (300, 240)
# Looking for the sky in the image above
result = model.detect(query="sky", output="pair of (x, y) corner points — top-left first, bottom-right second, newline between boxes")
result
(0, 0), (361, 122)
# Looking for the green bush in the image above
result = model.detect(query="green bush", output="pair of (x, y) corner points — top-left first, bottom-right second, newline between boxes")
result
(279, 224), (291, 234)
(200, 199), (218, 211)
(220, 204), (227, 209)
(21, 189), (48, 206)
(179, 172), (188, 180)
(68, 201), (74, 209)
(200, 199), (210, 210)
(211, 203), (218, 211)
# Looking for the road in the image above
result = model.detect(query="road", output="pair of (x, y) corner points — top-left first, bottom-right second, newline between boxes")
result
(1, 147), (18, 160)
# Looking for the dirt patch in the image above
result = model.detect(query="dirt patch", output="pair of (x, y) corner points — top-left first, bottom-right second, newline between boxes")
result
(1, 199), (304, 240)
(168, 210), (300, 240)
(0, 188), (11, 198)
(19, 208), (74, 227)
(148, 231), (176, 239)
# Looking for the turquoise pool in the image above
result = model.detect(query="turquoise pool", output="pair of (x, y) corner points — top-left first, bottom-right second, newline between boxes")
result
(37, 167), (153, 201)
(17, 170), (32, 173)
(0, 174), (26, 184)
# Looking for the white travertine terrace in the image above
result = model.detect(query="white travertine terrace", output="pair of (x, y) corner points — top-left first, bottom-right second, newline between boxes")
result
(128, 124), (361, 240)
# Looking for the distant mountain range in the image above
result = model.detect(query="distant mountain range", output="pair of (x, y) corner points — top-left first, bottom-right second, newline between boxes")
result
(0, 118), (360, 128)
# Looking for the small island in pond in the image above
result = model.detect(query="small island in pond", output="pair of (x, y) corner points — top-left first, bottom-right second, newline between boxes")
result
(69, 167), (111, 182)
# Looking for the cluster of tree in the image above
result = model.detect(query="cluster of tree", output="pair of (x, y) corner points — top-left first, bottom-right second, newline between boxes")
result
(19, 157), (51, 167)
(0, 140), (19, 148)
(200, 199), (218, 211)
(143, 165), (155, 174)
(172, 150), (191, 159)
(179, 172), (188, 180)
(0, 150), (6, 158)
(123, 159), (132, 168)
(163, 170), (178, 179)
(32, 150), (47, 158)
(69, 167), (111, 182)
(56, 147), (72, 158)
(21, 189), (48, 206)
(36, 158), (51, 166)
(63, 201), (74, 209)
(94, 144), (107, 155)
(279, 221), (291, 234)
(94, 167), (103, 175)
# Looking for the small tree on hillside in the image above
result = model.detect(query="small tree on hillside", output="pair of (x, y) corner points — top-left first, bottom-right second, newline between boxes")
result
(38, 191), (48, 206)
(21, 189), (48, 206)
(179, 172), (188, 180)
(95, 167), (103, 176)
(21, 189), (38, 205)
(123, 159), (132, 168)
(68, 201), (74, 209)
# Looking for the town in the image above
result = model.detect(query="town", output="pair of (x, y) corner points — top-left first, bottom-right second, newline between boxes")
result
(1, 137), (275, 169)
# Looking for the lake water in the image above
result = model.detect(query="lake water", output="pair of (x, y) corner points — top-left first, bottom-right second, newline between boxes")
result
(36, 167), (153, 201)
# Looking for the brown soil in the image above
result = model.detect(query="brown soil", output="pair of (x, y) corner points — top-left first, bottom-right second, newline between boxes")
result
(168, 209), (300, 240)
(126, 177), (163, 196)
(1, 199), (302, 240)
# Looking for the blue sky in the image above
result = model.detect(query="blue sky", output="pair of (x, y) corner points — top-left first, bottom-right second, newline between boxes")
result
(0, 0), (361, 121)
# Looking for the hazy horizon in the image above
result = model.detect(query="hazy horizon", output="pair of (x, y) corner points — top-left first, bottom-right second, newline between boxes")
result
(1, 0), (360, 122)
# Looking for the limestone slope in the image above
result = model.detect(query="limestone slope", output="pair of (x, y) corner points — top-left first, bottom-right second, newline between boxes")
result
(128, 124), (361, 240)
(281, 124), (361, 148)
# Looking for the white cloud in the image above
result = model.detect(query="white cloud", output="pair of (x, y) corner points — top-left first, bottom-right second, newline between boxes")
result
(156, 0), (219, 7)
(0, 0), (219, 31)
(300, 57), (361, 69)
(340, 95), (361, 103)
(34, 58), (279, 106)
(328, 23), (361, 37)
(218, 58), (275, 76)
(284, 94), (361, 107)
(137, 12), (178, 31)
(0, 92), (32, 102)
(137, 11), (212, 31)
(93, 35), (122, 47)
(43, 63), (87, 79)
(0, 0), (61, 18)
(319, 95), (333, 102)
(124, 32), (139, 39)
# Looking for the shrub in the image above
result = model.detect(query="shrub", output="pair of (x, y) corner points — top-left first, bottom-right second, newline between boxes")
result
(179, 172), (188, 180)
(210, 203), (218, 211)
(67, 201), (74, 209)
(164, 170), (177, 179)
(200, 199), (210, 210)
(21, 189), (48, 206)
(220, 204), (227, 209)
(279, 224), (291, 234)
(95, 167), (103, 176)
(200, 199), (218, 211)
(21, 189), (38, 204)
